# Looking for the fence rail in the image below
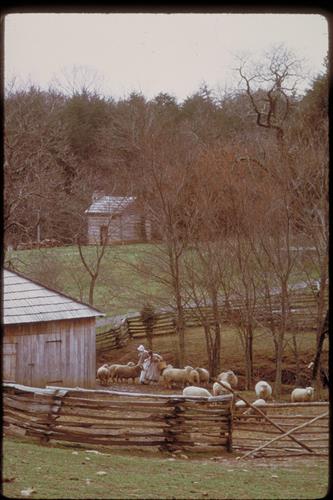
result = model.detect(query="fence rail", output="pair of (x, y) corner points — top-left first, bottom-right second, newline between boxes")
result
(96, 291), (327, 353)
(232, 401), (329, 458)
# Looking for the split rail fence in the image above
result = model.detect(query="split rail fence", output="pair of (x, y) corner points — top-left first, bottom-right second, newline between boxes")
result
(3, 383), (233, 453)
(96, 291), (327, 353)
(3, 384), (328, 459)
(232, 401), (329, 458)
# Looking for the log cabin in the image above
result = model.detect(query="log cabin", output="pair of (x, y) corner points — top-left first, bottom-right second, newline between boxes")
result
(3, 268), (104, 388)
(85, 194), (152, 245)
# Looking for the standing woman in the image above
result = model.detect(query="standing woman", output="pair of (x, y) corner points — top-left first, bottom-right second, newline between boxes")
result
(137, 345), (150, 384)
(145, 351), (164, 384)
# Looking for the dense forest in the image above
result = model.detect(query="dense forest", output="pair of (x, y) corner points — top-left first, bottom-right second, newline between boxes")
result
(4, 46), (328, 392)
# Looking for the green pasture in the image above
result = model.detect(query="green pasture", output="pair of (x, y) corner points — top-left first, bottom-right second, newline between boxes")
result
(2, 437), (328, 499)
(5, 243), (319, 317)
(5, 244), (163, 315)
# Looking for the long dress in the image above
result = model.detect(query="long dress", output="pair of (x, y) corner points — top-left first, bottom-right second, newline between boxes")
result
(138, 350), (150, 383)
(144, 353), (163, 383)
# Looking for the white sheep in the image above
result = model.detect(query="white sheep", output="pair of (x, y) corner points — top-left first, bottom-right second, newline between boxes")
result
(243, 399), (268, 420)
(217, 370), (238, 388)
(212, 380), (231, 396)
(187, 368), (200, 386)
(162, 366), (193, 389)
(184, 366), (201, 386)
(195, 367), (210, 386)
(183, 386), (212, 398)
(234, 400), (247, 419)
(255, 380), (272, 400)
(96, 364), (110, 385)
(291, 387), (314, 402)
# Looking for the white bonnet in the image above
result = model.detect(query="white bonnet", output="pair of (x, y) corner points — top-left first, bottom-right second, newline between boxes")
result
(137, 345), (145, 352)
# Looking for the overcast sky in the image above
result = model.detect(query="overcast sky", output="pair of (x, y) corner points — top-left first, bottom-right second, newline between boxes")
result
(5, 13), (328, 102)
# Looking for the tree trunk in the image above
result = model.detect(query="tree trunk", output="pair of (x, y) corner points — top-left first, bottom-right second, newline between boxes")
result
(244, 324), (254, 390)
(89, 275), (97, 305)
(176, 306), (185, 368)
(210, 292), (221, 377)
(146, 324), (153, 350)
(312, 310), (328, 398)
(203, 323), (213, 375)
(211, 322), (221, 378)
(291, 331), (301, 385)
(274, 336), (283, 399)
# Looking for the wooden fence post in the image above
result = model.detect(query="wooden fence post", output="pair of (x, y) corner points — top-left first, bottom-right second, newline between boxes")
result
(40, 388), (67, 444)
(226, 404), (233, 452)
(163, 399), (194, 452)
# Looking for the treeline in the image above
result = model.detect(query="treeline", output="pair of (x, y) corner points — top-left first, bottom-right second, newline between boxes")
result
(4, 46), (328, 396)
(4, 48), (327, 247)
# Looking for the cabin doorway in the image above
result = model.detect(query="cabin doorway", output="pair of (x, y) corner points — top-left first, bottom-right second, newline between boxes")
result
(3, 342), (17, 382)
(44, 339), (63, 385)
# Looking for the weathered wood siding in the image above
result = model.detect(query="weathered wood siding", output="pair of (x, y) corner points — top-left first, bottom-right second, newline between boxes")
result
(87, 211), (151, 245)
(3, 318), (96, 388)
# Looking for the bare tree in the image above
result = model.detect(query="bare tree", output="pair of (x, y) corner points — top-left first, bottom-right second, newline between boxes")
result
(50, 65), (105, 97)
(233, 45), (317, 398)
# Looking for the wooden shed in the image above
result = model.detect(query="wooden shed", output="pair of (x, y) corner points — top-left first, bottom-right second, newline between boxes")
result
(3, 268), (104, 388)
(85, 195), (152, 245)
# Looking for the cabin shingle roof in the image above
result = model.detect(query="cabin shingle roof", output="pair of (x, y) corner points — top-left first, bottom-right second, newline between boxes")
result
(3, 269), (104, 325)
(85, 196), (135, 215)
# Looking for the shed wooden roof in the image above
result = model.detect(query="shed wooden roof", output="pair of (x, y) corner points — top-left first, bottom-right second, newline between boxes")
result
(3, 269), (104, 325)
(85, 196), (135, 215)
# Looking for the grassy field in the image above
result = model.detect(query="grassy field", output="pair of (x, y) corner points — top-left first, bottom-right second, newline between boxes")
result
(5, 243), (319, 317)
(2, 437), (329, 499)
(5, 244), (169, 315)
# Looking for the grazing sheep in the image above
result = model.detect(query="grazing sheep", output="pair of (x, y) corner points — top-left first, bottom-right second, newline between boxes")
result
(217, 370), (238, 388)
(235, 400), (247, 410)
(291, 387), (314, 402)
(244, 399), (267, 420)
(96, 364), (111, 386)
(195, 367), (210, 386)
(183, 386), (212, 398)
(187, 368), (200, 386)
(113, 363), (143, 384)
(162, 366), (193, 389)
(108, 363), (127, 382)
(255, 380), (272, 400)
(212, 380), (231, 396)
(234, 400), (247, 419)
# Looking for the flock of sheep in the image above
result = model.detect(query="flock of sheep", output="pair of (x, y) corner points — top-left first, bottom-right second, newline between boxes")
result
(97, 361), (315, 408)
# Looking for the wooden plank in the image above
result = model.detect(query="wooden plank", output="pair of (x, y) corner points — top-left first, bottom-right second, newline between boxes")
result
(50, 420), (167, 429)
(57, 407), (174, 421)
(47, 433), (165, 446)
(61, 396), (173, 408)
(4, 397), (57, 414)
